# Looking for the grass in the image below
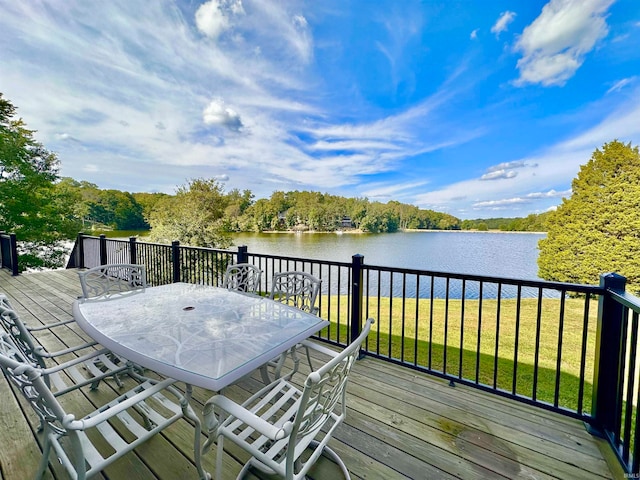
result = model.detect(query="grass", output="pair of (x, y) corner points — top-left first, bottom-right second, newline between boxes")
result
(316, 295), (599, 414)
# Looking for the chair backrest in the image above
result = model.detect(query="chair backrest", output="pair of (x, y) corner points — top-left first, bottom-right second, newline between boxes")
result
(222, 263), (262, 294)
(288, 318), (373, 461)
(0, 334), (67, 435)
(269, 271), (322, 314)
(77, 263), (147, 299)
(0, 302), (46, 368)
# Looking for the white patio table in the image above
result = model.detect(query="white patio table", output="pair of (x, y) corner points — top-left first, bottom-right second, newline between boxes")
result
(72, 282), (329, 479)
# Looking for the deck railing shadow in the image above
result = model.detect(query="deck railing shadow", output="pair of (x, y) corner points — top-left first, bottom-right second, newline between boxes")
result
(66, 232), (640, 474)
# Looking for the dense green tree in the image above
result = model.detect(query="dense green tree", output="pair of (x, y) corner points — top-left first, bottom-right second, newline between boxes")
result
(0, 94), (81, 270)
(90, 189), (147, 230)
(146, 178), (232, 248)
(223, 188), (254, 231)
(461, 213), (549, 232)
(538, 140), (640, 293)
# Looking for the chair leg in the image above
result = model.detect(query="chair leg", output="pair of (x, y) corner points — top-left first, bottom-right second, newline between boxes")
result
(216, 435), (225, 480)
(309, 440), (351, 480)
(304, 345), (314, 373)
(35, 436), (52, 480)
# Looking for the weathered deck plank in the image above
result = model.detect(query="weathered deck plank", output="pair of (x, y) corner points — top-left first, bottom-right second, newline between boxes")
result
(0, 268), (624, 480)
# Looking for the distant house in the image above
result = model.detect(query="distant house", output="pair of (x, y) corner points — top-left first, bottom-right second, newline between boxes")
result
(341, 216), (353, 228)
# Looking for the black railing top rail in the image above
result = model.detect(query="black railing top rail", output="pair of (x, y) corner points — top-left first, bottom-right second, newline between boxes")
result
(607, 286), (640, 311)
(361, 262), (606, 295)
(247, 250), (352, 268)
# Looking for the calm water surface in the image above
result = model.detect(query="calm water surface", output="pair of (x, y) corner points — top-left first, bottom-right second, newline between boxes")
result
(231, 231), (546, 286)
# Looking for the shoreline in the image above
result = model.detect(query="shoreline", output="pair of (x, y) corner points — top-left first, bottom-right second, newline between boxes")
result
(257, 229), (547, 235)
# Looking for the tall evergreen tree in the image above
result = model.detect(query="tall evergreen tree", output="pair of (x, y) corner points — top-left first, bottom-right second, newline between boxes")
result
(538, 140), (640, 293)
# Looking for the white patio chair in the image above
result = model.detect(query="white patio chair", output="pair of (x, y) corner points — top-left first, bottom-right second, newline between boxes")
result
(0, 333), (194, 480)
(203, 318), (373, 480)
(0, 303), (132, 396)
(269, 271), (321, 314)
(77, 263), (147, 299)
(222, 263), (262, 294)
(264, 271), (322, 382)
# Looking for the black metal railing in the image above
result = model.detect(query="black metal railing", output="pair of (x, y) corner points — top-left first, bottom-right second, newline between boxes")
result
(592, 273), (640, 473)
(67, 233), (640, 475)
(0, 232), (19, 276)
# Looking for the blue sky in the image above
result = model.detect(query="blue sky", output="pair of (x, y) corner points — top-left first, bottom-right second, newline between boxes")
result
(1, 1), (639, 219)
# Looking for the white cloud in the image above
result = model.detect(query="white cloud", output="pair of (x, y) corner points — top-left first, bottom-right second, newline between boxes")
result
(480, 160), (532, 180)
(491, 11), (516, 37)
(514, 0), (614, 86)
(480, 169), (518, 181)
(203, 99), (244, 132)
(470, 29), (479, 40)
(195, 0), (244, 40)
(486, 160), (527, 172)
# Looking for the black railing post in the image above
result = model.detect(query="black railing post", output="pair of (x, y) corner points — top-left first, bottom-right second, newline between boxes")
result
(129, 237), (137, 264)
(591, 272), (627, 437)
(237, 245), (248, 264)
(172, 241), (181, 283)
(9, 233), (18, 276)
(350, 254), (364, 348)
(77, 233), (86, 269)
(99, 234), (107, 266)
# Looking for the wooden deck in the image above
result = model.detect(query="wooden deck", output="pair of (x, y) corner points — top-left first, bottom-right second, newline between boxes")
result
(0, 268), (624, 480)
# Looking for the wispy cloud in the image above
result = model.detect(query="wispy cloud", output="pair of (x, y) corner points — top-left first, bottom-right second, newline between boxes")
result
(361, 180), (430, 200)
(472, 189), (570, 209)
(606, 77), (637, 94)
(514, 0), (614, 86)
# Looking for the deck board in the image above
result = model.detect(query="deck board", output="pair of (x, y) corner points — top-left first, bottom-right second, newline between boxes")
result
(0, 268), (624, 480)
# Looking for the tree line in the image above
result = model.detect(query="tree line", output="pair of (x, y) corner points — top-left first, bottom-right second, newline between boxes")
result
(51, 178), (552, 242)
(55, 178), (464, 248)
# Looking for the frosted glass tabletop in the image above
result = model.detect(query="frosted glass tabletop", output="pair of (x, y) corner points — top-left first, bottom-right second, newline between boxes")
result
(72, 282), (328, 391)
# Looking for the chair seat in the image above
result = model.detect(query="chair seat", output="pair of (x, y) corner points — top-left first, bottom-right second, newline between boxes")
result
(206, 379), (343, 479)
(48, 377), (185, 478)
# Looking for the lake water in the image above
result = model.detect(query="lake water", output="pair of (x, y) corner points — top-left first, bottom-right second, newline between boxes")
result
(231, 231), (547, 298)
(104, 230), (547, 298)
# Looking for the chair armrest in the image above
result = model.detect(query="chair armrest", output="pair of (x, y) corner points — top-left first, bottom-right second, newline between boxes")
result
(34, 341), (99, 358)
(27, 319), (75, 332)
(41, 347), (116, 374)
(204, 394), (292, 441)
(299, 340), (339, 359)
